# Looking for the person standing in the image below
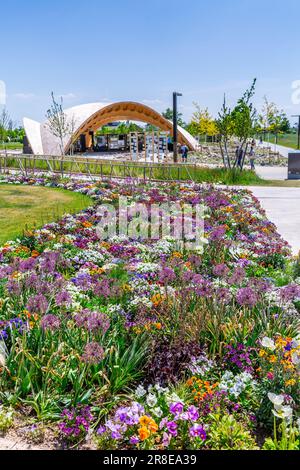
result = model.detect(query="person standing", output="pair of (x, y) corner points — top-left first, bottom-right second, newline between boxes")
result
(181, 144), (188, 162)
(249, 141), (256, 170)
(237, 146), (243, 169)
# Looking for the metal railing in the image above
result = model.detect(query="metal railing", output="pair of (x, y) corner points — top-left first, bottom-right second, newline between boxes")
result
(0, 153), (199, 182)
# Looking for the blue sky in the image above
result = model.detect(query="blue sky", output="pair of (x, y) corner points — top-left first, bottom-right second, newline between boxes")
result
(1, 0), (300, 125)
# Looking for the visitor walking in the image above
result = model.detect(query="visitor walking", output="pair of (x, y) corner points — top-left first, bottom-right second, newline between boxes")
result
(249, 141), (256, 170)
(235, 146), (243, 169)
(181, 144), (188, 162)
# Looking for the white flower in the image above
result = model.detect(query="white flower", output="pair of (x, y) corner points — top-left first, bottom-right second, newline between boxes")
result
(0, 341), (7, 367)
(268, 392), (285, 407)
(146, 393), (158, 408)
(135, 385), (146, 398)
(152, 407), (163, 417)
(273, 405), (293, 420)
(261, 337), (276, 351)
(291, 351), (300, 365)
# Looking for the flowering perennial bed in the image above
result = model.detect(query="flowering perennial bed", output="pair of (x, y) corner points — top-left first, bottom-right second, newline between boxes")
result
(0, 174), (299, 450)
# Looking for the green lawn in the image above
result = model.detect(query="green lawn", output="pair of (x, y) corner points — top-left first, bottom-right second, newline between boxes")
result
(0, 142), (23, 150)
(0, 184), (92, 244)
(262, 133), (299, 150)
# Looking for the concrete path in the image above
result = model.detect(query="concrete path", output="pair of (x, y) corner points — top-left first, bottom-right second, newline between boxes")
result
(248, 186), (300, 255)
(255, 166), (287, 180)
(256, 141), (295, 159)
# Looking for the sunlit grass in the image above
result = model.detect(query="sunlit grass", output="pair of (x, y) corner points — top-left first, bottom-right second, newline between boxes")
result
(0, 184), (92, 244)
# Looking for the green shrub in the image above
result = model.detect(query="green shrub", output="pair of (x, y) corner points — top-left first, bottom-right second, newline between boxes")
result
(207, 414), (258, 450)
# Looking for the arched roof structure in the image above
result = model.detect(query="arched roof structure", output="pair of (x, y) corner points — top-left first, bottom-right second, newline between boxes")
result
(24, 101), (197, 155)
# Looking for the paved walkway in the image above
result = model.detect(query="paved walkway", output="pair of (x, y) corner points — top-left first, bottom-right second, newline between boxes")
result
(256, 140), (296, 159)
(255, 165), (287, 180)
(248, 186), (300, 255)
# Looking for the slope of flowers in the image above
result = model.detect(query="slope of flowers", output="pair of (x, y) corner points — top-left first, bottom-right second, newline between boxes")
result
(0, 174), (299, 450)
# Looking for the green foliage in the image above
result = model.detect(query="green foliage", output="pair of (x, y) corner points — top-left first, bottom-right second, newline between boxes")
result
(162, 108), (186, 128)
(188, 104), (218, 137)
(262, 419), (300, 450)
(0, 406), (14, 433)
(258, 96), (290, 140)
(216, 79), (257, 169)
(207, 414), (258, 450)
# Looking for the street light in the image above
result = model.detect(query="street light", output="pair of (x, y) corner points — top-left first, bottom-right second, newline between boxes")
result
(173, 91), (182, 163)
(291, 115), (300, 150)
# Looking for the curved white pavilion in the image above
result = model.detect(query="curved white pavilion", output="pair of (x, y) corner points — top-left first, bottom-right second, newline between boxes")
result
(23, 101), (197, 155)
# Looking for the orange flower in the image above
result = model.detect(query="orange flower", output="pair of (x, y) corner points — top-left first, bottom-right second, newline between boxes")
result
(139, 415), (151, 427)
(151, 293), (165, 307)
(31, 250), (40, 258)
(148, 419), (158, 433)
(138, 426), (150, 441)
(268, 355), (277, 363)
(82, 221), (92, 228)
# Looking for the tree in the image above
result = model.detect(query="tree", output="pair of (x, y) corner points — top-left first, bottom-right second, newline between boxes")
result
(216, 96), (235, 168)
(46, 92), (72, 155)
(189, 103), (218, 140)
(258, 96), (290, 142)
(0, 108), (11, 147)
(162, 107), (186, 127)
(216, 79), (257, 170)
(231, 79), (257, 168)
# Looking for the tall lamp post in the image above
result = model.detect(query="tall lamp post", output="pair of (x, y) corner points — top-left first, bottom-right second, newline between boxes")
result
(173, 91), (182, 163)
(292, 115), (300, 150)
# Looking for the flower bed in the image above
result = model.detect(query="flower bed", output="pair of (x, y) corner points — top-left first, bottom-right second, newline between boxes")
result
(0, 173), (299, 450)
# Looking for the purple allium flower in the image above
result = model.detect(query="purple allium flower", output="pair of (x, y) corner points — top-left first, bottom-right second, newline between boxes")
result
(210, 226), (226, 241)
(216, 287), (231, 304)
(189, 424), (206, 440)
(280, 284), (300, 302)
(236, 287), (258, 307)
(228, 266), (246, 285)
(39, 251), (60, 273)
(81, 342), (104, 364)
(55, 290), (72, 306)
(159, 267), (176, 284)
(41, 314), (60, 331)
(213, 263), (230, 277)
(74, 309), (110, 334)
(26, 294), (49, 314)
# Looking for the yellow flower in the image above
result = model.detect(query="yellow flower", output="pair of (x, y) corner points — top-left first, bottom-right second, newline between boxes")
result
(285, 379), (296, 387)
(268, 355), (277, 363)
(151, 293), (165, 307)
(171, 251), (183, 259)
(139, 415), (151, 427)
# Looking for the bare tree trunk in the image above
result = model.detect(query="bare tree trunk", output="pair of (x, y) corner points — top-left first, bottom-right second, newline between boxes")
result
(219, 141), (227, 168)
(224, 140), (231, 169)
(241, 141), (249, 170)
